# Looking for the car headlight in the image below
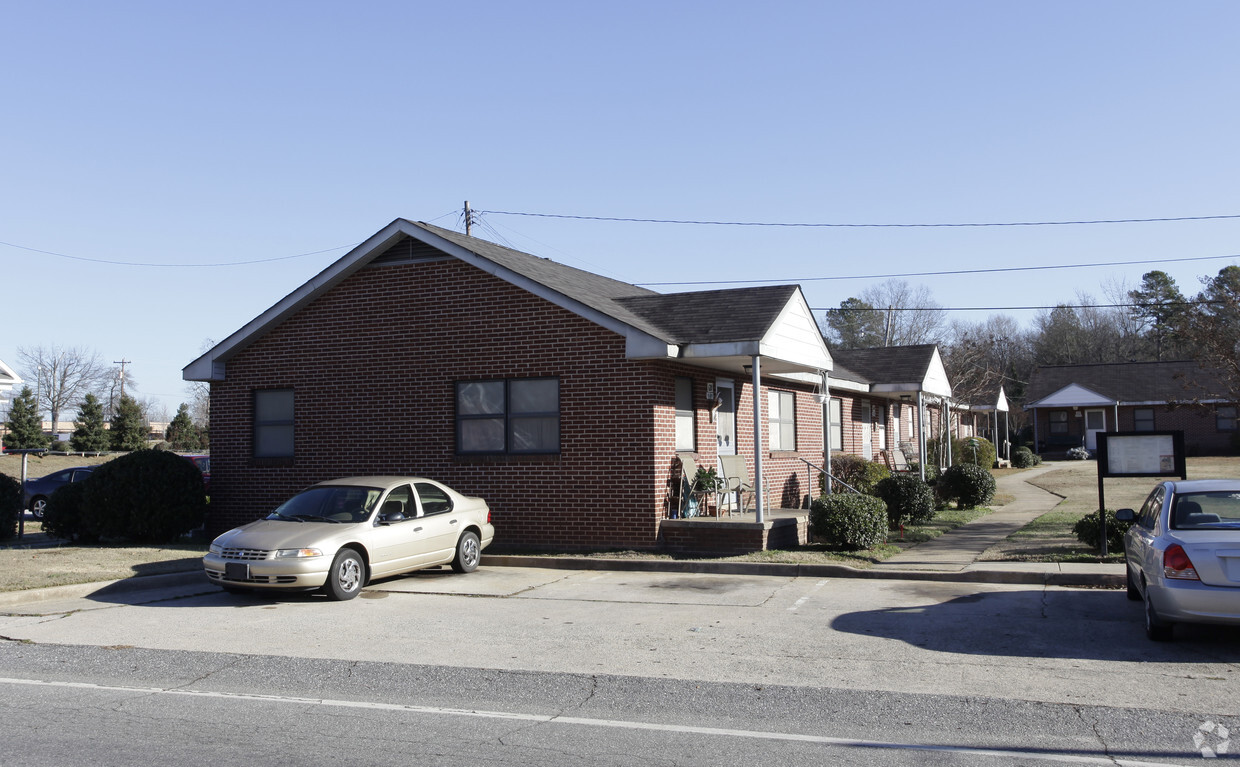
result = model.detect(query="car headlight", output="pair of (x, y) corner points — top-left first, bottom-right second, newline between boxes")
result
(208, 542), (223, 555)
(275, 548), (324, 559)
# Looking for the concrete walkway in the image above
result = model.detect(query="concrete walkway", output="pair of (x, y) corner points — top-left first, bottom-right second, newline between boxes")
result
(873, 462), (1123, 583)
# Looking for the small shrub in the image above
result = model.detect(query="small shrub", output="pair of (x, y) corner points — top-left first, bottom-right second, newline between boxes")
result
(0, 473), (20, 541)
(928, 436), (996, 470)
(828, 454), (890, 495)
(1073, 510), (1132, 553)
(1011, 446), (1037, 469)
(938, 464), (996, 509)
(1066, 446), (1091, 460)
(875, 473), (936, 527)
(810, 493), (888, 550)
(82, 450), (207, 543)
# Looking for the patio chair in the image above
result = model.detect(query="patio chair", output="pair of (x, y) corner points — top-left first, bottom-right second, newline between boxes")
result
(718, 454), (754, 515)
(673, 451), (713, 518)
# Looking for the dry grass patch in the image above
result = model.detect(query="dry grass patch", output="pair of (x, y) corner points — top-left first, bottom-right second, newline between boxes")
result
(0, 543), (204, 592)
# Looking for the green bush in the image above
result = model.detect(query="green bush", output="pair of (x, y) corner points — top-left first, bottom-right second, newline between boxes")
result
(1011, 446), (1038, 469)
(828, 454), (890, 495)
(82, 450), (207, 543)
(1073, 510), (1132, 553)
(0, 473), (20, 541)
(875, 473), (936, 527)
(42, 480), (96, 542)
(938, 464), (996, 509)
(929, 436), (996, 470)
(810, 493), (888, 550)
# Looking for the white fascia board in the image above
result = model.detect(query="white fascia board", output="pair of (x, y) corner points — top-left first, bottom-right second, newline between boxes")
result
(758, 288), (833, 372)
(0, 357), (20, 387)
(870, 383), (924, 394)
(921, 347), (953, 398)
(829, 378), (870, 394)
(1024, 383), (1115, 409)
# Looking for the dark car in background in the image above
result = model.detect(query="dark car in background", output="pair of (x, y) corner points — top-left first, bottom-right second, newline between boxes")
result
(182, 454), (210, 492)
(24, 466), (97, 518)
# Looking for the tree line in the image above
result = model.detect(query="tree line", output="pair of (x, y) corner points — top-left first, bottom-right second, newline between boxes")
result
(820, 266), (1240, 420)
(2, 345), (208, 451)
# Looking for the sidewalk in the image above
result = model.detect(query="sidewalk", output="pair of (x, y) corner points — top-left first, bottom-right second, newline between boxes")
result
(872, 463), (1124, 585)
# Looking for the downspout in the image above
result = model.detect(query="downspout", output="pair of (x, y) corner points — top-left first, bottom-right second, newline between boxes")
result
(1114, 402), (1119, 436)
(917, 391), (927, 482)
(751, 355), (764, 523)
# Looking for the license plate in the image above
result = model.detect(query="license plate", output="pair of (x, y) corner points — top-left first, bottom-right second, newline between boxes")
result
(225, 562), (250, 581)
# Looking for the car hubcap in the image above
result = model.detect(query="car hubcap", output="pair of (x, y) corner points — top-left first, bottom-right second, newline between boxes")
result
(463, 537), (479, 567)
(338, 558), (361, 592)
(32, 500), (45, 519)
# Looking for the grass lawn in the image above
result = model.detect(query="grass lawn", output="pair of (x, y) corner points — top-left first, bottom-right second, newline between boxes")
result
(0, 542), (205, 592)
(979, 455), (1240, 563)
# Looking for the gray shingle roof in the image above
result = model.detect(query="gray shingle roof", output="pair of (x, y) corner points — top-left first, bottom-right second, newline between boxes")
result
(1025, 361), (1229, 404)
(415, 221), (801, 346)
(830, 345), (939, 385)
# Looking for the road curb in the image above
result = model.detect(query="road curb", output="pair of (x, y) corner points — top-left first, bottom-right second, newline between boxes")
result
(0, 570), (208, 607)
(480, 555), (1124, 588)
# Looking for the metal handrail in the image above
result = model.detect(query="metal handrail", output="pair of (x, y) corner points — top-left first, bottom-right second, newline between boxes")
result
(796, 456), (861, 496)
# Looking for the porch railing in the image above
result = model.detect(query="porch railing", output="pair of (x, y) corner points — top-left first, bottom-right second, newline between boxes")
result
(796, 457), (860, 498)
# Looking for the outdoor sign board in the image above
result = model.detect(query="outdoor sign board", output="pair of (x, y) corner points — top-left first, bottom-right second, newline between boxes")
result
(1094, 431), (1186, 555)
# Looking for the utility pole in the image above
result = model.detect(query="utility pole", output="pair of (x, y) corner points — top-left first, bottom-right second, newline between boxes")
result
(114, 359), (130, 399)
(464, 200), (473, 237)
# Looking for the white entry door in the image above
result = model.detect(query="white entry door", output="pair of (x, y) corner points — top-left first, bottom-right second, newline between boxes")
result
(715, 379), (736, 455)
(1085, 409), (1106, 450)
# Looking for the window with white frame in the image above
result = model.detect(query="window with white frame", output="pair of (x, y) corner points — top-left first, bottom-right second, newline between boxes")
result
(1133, 407), (1155, 432)
(1049, 411), (1068, 435)
(674, 377), (695, 451)
(254, 388), (294, 458)
(829, 398), (843, 451)
(768, 390), (796, 450)
(456, 378), (560, 454)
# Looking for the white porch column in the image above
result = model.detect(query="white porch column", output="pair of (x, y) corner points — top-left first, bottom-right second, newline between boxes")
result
(917, 391), (927, 482)
(751, 355), (764, 523)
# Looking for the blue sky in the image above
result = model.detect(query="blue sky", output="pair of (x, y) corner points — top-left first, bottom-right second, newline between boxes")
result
(3, 1), (1239, 419)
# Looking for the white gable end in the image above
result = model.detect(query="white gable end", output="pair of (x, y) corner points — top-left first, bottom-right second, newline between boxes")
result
(1028, 383), (1116, 408)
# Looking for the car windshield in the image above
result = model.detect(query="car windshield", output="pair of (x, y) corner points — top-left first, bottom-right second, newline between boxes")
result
(1171, 491), (1240, 529)
(267, 486), (383, 523)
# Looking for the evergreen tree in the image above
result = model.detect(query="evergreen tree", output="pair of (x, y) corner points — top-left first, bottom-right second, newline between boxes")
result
(823, 297), (885, 348)
(110, 394), (149, 451)
(165, 403), (202, 450)
(3, 386), (49, 449)
(1128, 270), (1188, 361)
(71, 393), (110, 452)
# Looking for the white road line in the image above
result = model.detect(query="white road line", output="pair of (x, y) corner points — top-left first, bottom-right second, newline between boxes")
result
(788, 578), (830, 612)
(0, 677), (1192, 767)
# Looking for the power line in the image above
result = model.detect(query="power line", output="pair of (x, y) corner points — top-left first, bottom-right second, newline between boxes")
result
(640, 253), (1240, 287)
(479, 208), (1240, 228)
(812, 300), (1220, 314)
(0, 239), (358, 268)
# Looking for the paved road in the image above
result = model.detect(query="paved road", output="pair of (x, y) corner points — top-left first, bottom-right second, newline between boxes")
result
(2, 566), (1239, 764)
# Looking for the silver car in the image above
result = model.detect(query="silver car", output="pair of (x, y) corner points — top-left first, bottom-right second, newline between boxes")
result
(204, 477), (495, 600)
(1118, 479), (1240, 641)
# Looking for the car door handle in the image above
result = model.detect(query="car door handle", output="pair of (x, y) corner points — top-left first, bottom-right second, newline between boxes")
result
(450, 519), (459, 525)
(414, 526), (423, 532)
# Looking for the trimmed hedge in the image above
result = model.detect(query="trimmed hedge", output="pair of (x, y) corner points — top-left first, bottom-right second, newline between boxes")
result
(928, 436), (997, 470)
(0, 473), (20, 541)
(810, 493), (888, 550)
(1011, 446), (1038, 469)
(1073, 510), (1132, 553)
(42, 480), (93, 542)
(938, 464), (996, 509)
(875, 473), (936, 527)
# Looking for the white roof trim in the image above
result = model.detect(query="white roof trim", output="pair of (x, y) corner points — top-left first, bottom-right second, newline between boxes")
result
(1025, 383), (1117, 409)
(0, 357), (20, 391)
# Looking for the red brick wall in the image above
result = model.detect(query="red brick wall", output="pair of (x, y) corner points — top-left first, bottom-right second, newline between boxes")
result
(1033, 405), (1236, 455)
(208, 257), (828, 550)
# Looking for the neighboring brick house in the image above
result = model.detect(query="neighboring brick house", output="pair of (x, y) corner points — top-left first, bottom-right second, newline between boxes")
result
(826, 345), (953, 479)
(184, 219), (832, 554)
(1025, 361), (1237, 455)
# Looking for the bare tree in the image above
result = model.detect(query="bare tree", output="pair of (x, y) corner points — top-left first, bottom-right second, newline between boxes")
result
(17, 345), (109, 434)
(858, 280), (946, 346)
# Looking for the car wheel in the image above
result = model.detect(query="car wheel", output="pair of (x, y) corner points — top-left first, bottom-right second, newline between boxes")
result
(1144, 584), (1173, 641)
(325, 549), (365, 601)
(30, 496), (47, 520)
(451, 531), (481, 574)
(1125, 566), (1141, 602)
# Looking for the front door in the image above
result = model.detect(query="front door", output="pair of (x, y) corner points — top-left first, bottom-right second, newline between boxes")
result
(1085, 409), (1107, 450)
(875, 405), (887, 454)
(715, 378), (736, 455)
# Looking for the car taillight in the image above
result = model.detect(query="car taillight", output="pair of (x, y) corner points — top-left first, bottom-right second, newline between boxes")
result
(486, 508), (492, 524)
(1164, 544), (1200, 581)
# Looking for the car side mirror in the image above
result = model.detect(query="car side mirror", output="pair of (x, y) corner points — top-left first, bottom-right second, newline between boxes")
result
(379, 510), (407, 524)
(1114, 508), (1135, 522)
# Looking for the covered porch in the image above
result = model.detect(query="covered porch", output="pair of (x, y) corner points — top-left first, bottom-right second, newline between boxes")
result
(659, 507), (812, 556)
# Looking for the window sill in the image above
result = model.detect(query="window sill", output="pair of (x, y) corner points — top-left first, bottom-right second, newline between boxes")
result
(455, 453), (561, 464)
(252, 457), (294, 468)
